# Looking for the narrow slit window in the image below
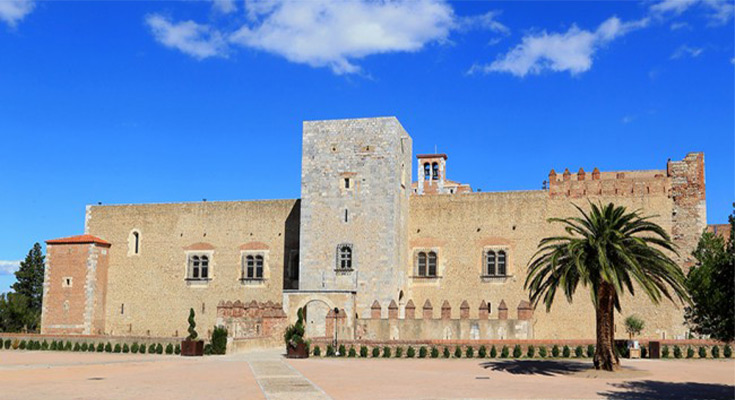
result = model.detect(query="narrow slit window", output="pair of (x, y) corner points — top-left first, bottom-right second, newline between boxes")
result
(345, 209), (348, 222)
(133, 232), (139, 254)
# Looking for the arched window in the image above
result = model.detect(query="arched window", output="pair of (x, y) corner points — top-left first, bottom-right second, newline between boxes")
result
(417, 252), (427, 276)
(423, 163), (431, 179)
(497, 251), (506, 276)
(244, 255), (264, 279)
(486, 250), (496, 276)
(133, 232), (139, 254)
(189, 255), (201, 279)
(432, 162), (439, 180)
(427, 251), (437, 276)
(338, 245), (352, 270)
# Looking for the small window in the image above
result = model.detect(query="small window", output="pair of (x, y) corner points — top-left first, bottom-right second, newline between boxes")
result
(416, 251), (437, 277)
(423, 163), (431, 179)
(432, 162), (439, 180)
(244, 254), (264, 279)
(62, 277), (73, 288)
(486, 251), (496, 276)
(337, 245), (353, 270)
(497, 251), (507, 276)
(133, 232), (139, 254)
(344, 209), (349, 222)
(344, 178), (350, 189)
(188, 254), (210, 281)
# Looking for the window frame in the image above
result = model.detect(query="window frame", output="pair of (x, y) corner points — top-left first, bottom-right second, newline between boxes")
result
(185, 251), (213, 284)
(482, 247), (511, 278)
(241, 250), (268, 283)
(336, 243), (354, 272)
(413, 248), (440, 278)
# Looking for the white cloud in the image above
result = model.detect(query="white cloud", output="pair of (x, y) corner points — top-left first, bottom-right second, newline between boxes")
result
(670, 21), (691, 30)
(0, 261), (20, 276)
(459, 10), (510, 35)
(472, 16), (648, 77)
(145, 14), (228, 60)
(0, 0), (34, 27)
(212, 0), (237, 14)
(651, 0), (734, 25)
(230, 0), (456, 74)
(671, 44), (704, 59)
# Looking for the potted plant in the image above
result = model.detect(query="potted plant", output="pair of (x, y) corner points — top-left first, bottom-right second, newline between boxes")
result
(625, 315), (645, 359)
(181, 308), (204, 356)
(285, 307), (308, 358)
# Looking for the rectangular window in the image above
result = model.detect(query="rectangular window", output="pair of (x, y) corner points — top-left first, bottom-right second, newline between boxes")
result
(187, 254), (210, 281)
(416, 251), (438, 277)
(242, 254), (265, 280)
(344, 178), (350, 189)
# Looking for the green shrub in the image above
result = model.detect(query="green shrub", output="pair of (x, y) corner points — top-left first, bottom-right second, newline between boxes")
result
(87, 343), (94, 352)
(575, 346), (583, 358)
(51, 341), (58, 351)
(724, 345), (732, 358)
(80, 342), (88, 352)
(35, 341), (42, 350)
(562, 345), (571, 358)
(539, 346), (547, 358)
(19, 340), (26, 350)
(513, 345), (522, 358)
(420, 346), (428, 358)
(662, 345), (670, 358)
(454, 346), (462, 358)
(139, 343), (146, 354)
(5, 339), (12, 349)
(42, 340), (49, 350)
(406, 346), (415, 358)
(500, 345), (509, 358)
(338, 344), (346, 357)
(165, 343), (173, 355)
(382, 346), (391, 358)
(587, 344), (595, 358)
(372, 347), (380, 357)
(464, 346), (473, 358)
(96, 343), (103, 352)
(490, 345), (498, 358)
(148, 344), (156, 353)
(313, 346), (321, 356)
(348, 347), (356, 357)
(105, 342), (112, 353)
(394, 346), (403, 358)
(326, 344), (336, 357)
(360, 346), (368, 358)
(123, 344), (130, 353)
(211, 326), (228, 355)
(175, 344), (181, 355)
(73, 342), (81, 352)
(674, 345), (682, 358)
(113, 343), (121, 353)
(65, 341), (72, 351)
(686, 347), (694, 359)
(131, 343), (139, 353)
(526, 345), (535, 358)
(443, 347), (450, 358)
(478, 345), (487, 358)
(551, 345), (560, 357)
(204, 344), (212, 355)
(712, 346), (720, 358)
(155, 343), (162, 355)
(431, 347), (439, 358)
(698, 346), (707, 359)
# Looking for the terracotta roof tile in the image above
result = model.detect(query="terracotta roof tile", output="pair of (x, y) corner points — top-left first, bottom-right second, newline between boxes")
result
(46, 234), (111, 246)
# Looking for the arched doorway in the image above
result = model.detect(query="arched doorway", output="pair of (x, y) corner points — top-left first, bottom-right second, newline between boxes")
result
(303, 299), (331, 338)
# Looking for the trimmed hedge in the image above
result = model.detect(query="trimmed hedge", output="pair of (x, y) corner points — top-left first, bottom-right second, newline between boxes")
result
(538, 346), (547, 358)
(431, 346), (439, 358)
(478, 345), (487, 358)
(406, 346), (415, 358)
(490, 345), (498, 358)
(526, 345), (535, 358)
(420, 346), (428, 358)
(360, 346), (368, 358)
(512, 345), (522, 358)
(443, 347), (450, 358)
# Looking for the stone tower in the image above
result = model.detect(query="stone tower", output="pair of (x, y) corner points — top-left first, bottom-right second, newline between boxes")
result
(295, 117), (412, 336)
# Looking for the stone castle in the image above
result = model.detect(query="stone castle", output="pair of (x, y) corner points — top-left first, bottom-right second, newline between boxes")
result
(41, 117), (708, 343)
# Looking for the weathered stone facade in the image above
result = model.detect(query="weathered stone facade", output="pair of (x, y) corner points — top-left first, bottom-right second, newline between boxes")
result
(42, 117), (707, 343)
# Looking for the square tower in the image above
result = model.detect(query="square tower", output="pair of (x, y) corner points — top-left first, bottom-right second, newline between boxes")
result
(298, 117), (412, 319)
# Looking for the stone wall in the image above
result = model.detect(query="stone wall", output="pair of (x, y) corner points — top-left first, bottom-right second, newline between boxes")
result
(215, 300), (287, 340)
(298, 117), (412, 337)
(84, 199), (299, 337)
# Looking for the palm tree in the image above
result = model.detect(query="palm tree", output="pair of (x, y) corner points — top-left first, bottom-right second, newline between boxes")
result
(525, 202), (689, 371)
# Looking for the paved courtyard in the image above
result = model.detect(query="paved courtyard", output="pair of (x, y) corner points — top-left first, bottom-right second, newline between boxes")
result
(0, 349), (733, 399)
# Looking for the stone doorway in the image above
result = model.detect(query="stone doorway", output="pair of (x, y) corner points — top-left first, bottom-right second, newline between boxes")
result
(304, 299), (331, 338)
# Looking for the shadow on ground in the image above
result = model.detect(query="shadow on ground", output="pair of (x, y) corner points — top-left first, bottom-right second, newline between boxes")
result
(599, 380), (735, 400)
(480, 360), (591, 376)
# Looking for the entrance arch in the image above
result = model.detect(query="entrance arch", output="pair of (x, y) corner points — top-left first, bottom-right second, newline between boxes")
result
(302, 299), (332, 339)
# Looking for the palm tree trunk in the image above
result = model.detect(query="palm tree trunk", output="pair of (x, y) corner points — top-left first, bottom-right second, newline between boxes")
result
(594, 282), (620, 371)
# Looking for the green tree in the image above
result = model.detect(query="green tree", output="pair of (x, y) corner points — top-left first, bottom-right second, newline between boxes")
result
(0, 293), (38, 332)
(684, 207), (735, 342)
(624, 315), (645, 339)
(12, 243), (45, 313)
(187, 308), (198, 340)
(526, 203), (688, 371)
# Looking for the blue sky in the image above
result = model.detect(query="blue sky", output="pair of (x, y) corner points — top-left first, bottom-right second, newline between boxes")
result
(0, 0), (733, 293)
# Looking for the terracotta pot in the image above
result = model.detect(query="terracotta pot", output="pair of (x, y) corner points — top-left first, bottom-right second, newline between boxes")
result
(181, 340), (204, 356)
(286, 342), (309, 359)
